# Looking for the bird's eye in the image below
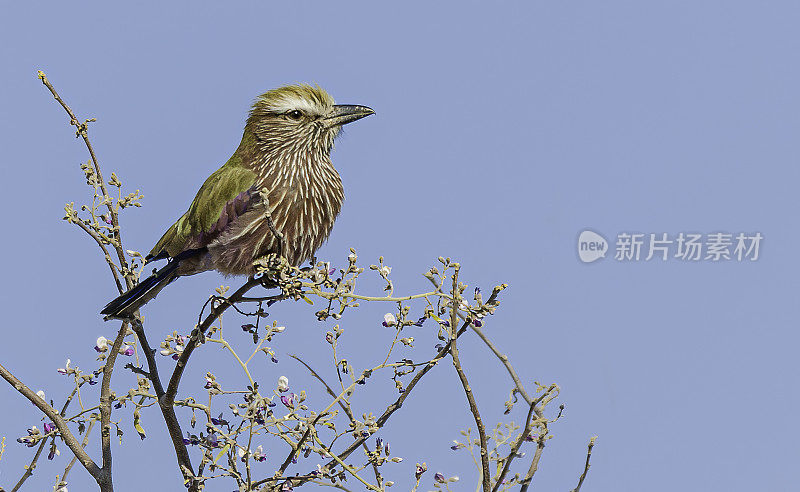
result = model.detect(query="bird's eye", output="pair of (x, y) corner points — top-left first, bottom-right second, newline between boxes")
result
(287, 110), (303, 120)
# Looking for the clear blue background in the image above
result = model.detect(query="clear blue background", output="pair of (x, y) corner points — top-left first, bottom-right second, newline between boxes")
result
(1, 2), (798, 491)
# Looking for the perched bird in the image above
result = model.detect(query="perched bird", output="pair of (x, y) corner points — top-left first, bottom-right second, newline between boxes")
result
(101, 84), (374, 318)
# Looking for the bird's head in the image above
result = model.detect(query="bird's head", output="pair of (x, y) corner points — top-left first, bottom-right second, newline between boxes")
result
(247, 84), (374, 156)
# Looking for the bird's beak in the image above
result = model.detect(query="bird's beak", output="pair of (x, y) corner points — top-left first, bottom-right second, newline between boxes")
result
(323, 105), (375, 128)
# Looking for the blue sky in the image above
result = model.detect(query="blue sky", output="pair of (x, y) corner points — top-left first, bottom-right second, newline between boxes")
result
(1, 2), (799, 491)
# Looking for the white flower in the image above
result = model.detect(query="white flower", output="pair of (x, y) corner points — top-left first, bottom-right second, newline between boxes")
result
(383, 313), (397, 327)
(160, 348), (171, 356)
(237, 447), (246, 458)
(379, 265), (392, 276)
(348, 252), (357, 263)
(36, 390), (46, 400)
(273, 326), (285, 333)
(277, 376), (289, 392)
(57, 359), (71, 375)
(95, 336), (109, 352)
(252, 445), (266, 461)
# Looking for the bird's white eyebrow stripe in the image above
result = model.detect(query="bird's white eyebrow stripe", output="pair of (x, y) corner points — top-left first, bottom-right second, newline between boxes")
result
(264, 95), (321, 115)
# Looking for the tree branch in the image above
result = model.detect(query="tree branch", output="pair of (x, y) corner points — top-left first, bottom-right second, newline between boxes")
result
(129, 318), (197, 490)
(448, 264), (490, 492)
(0, 362), (101, 480)
(570, 437), (597, 492)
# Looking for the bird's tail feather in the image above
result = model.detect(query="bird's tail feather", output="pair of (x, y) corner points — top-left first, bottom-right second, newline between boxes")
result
(100, 260), (182, 319)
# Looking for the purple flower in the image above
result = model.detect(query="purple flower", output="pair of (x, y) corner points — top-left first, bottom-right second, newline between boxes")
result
(17, 436), (35, 447)
(376, 437), (383, 449)
(210, 413), (228, 426)
(57, 359), (71, 375)
(172, 353), (180, 360)
(328, 267), (336, 276)
(325, 332), (334, 344)
(183, 433), (200, 446)
(43, 422), (55, 433)
(207, 433), (219, 448)
(271, 356), (279, 364)
(434, 343), (444, 351)
(280, 394), (295, 408)
(414, 317), (426, 327)
(475, 287), (481, 295)
(121, 345), (134, 356)
(434, 472), (446, 483)
(241, 323), (256, 332)
(473, 319), (483, 327)
(441, 320), (450, 328)
(267, 400), (277, 408)
(17, 427), (40, 447)
(415, 462), (427, 479)
(47, 443), (59, 460)
(87, 377), (98, 386)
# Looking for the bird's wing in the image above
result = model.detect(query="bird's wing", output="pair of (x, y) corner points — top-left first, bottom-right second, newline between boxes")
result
(147, 162), (259, 261)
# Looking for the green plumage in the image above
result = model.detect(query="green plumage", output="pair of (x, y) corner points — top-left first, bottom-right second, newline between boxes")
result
(149, 153), (257, 259)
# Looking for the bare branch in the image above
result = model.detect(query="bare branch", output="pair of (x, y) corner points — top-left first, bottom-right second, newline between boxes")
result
(448, 264), (490, 491)
(570, 437), (597, 492)
(37, 71), (133, 289)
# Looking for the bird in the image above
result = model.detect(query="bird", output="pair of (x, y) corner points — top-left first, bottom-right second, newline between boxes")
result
(101, 84), (374, 319)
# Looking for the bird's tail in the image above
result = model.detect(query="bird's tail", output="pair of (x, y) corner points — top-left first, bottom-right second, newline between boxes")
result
(100, 260), (182, 319)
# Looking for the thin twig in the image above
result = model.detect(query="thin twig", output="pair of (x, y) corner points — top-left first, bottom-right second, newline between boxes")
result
(165, 277), (261, 405)
(470, 324), (532, 405)
(38, 71), (133, 289)
(570, 437), (597, 492)
(490, 400), (537, 492)
(62, 419), (97, 483)
(288, 354), (382, 486)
